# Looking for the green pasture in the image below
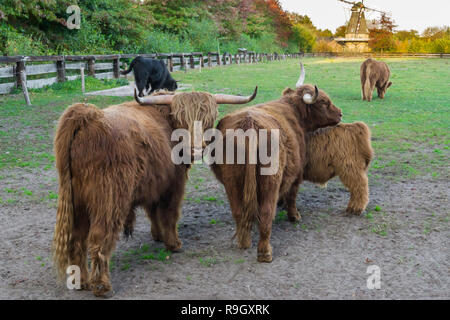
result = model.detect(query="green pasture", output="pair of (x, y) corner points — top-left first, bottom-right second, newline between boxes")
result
(0, 57), (449, 183)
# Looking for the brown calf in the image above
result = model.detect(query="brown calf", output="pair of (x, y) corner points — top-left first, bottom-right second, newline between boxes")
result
(361, 58), (392, 101)
(303, 122), (374, 214)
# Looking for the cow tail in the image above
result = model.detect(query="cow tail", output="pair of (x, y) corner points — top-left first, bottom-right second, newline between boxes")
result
(364, 63), (371, 100)
(120, 57), (137, 75)
(238, 117), (259, 244)
(52, 103), (102, 279)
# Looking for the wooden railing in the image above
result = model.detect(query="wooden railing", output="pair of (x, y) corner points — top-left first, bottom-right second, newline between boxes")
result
(0, 52), (303, 97)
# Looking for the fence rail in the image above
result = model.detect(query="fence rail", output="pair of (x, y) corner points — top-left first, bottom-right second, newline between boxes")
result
(1, 51), (447, 100)
(0, 51), (302, 96)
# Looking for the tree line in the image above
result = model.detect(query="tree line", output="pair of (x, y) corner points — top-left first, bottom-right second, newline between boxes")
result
(0, 1), (448, 56)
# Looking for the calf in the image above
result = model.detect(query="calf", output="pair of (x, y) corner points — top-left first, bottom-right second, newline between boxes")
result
(303, 122), (374, 214)
(360, 58), (392, 101)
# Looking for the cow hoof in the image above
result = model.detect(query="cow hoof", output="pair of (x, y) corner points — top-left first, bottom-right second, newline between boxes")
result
(257, 253), (273, 263)
(288, 211), (301, 222)
(91, 283), (113, 298)
(346, 207), (363, 215)
(166, 239), (182, 252)
(257, 246), (273, 263)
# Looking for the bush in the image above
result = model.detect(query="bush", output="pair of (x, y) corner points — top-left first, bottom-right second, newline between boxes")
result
(0, 24), (48, 56)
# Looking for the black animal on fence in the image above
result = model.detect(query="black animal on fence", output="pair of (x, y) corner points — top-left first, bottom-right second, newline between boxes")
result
(121, 56), (178, 97)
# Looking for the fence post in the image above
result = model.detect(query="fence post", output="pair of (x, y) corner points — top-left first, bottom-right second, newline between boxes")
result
(189, 54), (195, 69)
(15, 60), (26, 89)
(80, 67), (85, 93)
(222, 53), (227, 66)
(168, 54), (173, 72)
(19, 70), (31, 106)
(113, 57), (120, 79)
(200, 55), (204, 68)
(88, 58), (95, 76)
(216, 53), (220, 66)
(56, 59), (66, 82)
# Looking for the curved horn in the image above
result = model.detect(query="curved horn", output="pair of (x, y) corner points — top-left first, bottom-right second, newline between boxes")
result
(213, 86), (258, 104)
(303, 85), (319, 104)
(134, 89), (174, 105)
(296, 62), (306, 88)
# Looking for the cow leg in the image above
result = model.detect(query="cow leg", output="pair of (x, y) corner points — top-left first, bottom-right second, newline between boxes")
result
(68, 211), (90, 290)
(87, 220), (120, 297)
(257, 195), (277, 263)
(256, 178), (279, 263)
(123, 208), (136, 239)
(339, 171), (369, 215)
(285, 179), (302, 222)
(361, 80), (366, 101)
(157, 191), (183, 252)
(144, 203), (163, 242)
(367, 82), (375, 102)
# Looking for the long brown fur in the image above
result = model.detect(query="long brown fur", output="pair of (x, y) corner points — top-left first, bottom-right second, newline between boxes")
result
(303, 122), (374, 214)
(360, 58), (392, 101)
(211, 85), (342, 263)
(52, 94), (218, 297)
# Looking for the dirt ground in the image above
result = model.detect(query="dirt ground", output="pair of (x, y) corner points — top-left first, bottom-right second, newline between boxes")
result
(0, 161), (448, 300)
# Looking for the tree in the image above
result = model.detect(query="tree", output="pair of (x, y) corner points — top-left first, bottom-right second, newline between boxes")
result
(369, 13), (397, 52)
(291, 24), (316, 52)
(334, 24), (347, 37)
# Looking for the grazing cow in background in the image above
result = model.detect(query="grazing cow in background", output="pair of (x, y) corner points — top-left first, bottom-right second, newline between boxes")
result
(52, 88), (257, 297)
(360, 58), (392, 101)
(121, 56), (178, 97)
(302, 122), (374, 215)
(210, 64), (342, 263)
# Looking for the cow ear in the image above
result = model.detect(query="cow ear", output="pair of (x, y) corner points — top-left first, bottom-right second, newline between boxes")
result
(175, 80), (180, 83)
(282, 88), (294, 95)
(387, 81), (392, 88)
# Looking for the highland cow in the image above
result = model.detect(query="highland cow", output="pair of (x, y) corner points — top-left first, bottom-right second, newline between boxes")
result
(360, 58), (392, 101)
(210, 64), (342, 263)
(52, 88), (257, 297)
(303, 122), (374, 214)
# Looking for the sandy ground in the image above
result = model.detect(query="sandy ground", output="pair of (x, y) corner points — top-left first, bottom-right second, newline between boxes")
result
(0, 161), (448, 300)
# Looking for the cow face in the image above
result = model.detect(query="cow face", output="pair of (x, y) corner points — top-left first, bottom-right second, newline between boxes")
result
(165, 78), (178, 92)
(377, 81), (392, 99)
(284, 85), (342, 132)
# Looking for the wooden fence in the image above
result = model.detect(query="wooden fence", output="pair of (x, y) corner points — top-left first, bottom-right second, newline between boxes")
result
(0, 51), (302, 96)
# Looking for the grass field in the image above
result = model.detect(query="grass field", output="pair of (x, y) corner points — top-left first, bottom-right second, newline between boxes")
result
(1, 57), (448, 184)
(0, 57), (448, 299)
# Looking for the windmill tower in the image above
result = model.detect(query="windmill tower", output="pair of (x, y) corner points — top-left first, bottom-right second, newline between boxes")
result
(335, 0), (389, 52)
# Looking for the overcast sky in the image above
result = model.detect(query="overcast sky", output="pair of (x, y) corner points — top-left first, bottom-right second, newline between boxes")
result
(279, 0), (449, 33)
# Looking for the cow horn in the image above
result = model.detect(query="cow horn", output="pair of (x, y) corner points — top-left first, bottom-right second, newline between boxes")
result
(213, 86), (258, 104)
(303, 85), (319, 104)
(134, 89), (174, 105)
(296, 62), (306, 88)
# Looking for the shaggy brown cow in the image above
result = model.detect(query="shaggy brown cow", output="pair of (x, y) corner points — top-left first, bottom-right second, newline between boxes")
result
(52, 88), (257, 297)
(303, 122), (374, 214)
(361, 58), (392, 101)
(210, 64), (342, 263)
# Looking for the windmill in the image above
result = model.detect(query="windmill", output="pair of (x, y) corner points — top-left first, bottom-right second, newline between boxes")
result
(335, 0), (390, 52)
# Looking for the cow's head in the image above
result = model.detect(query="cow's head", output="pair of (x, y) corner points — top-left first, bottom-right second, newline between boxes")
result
(134, 87), (258, 159)
(165, 78), (178, 92)
(377, 81), (392, 99)
(282, 63), (342, 132)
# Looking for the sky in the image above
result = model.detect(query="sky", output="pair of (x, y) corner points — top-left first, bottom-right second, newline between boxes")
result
(279, 0), (450, 33)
